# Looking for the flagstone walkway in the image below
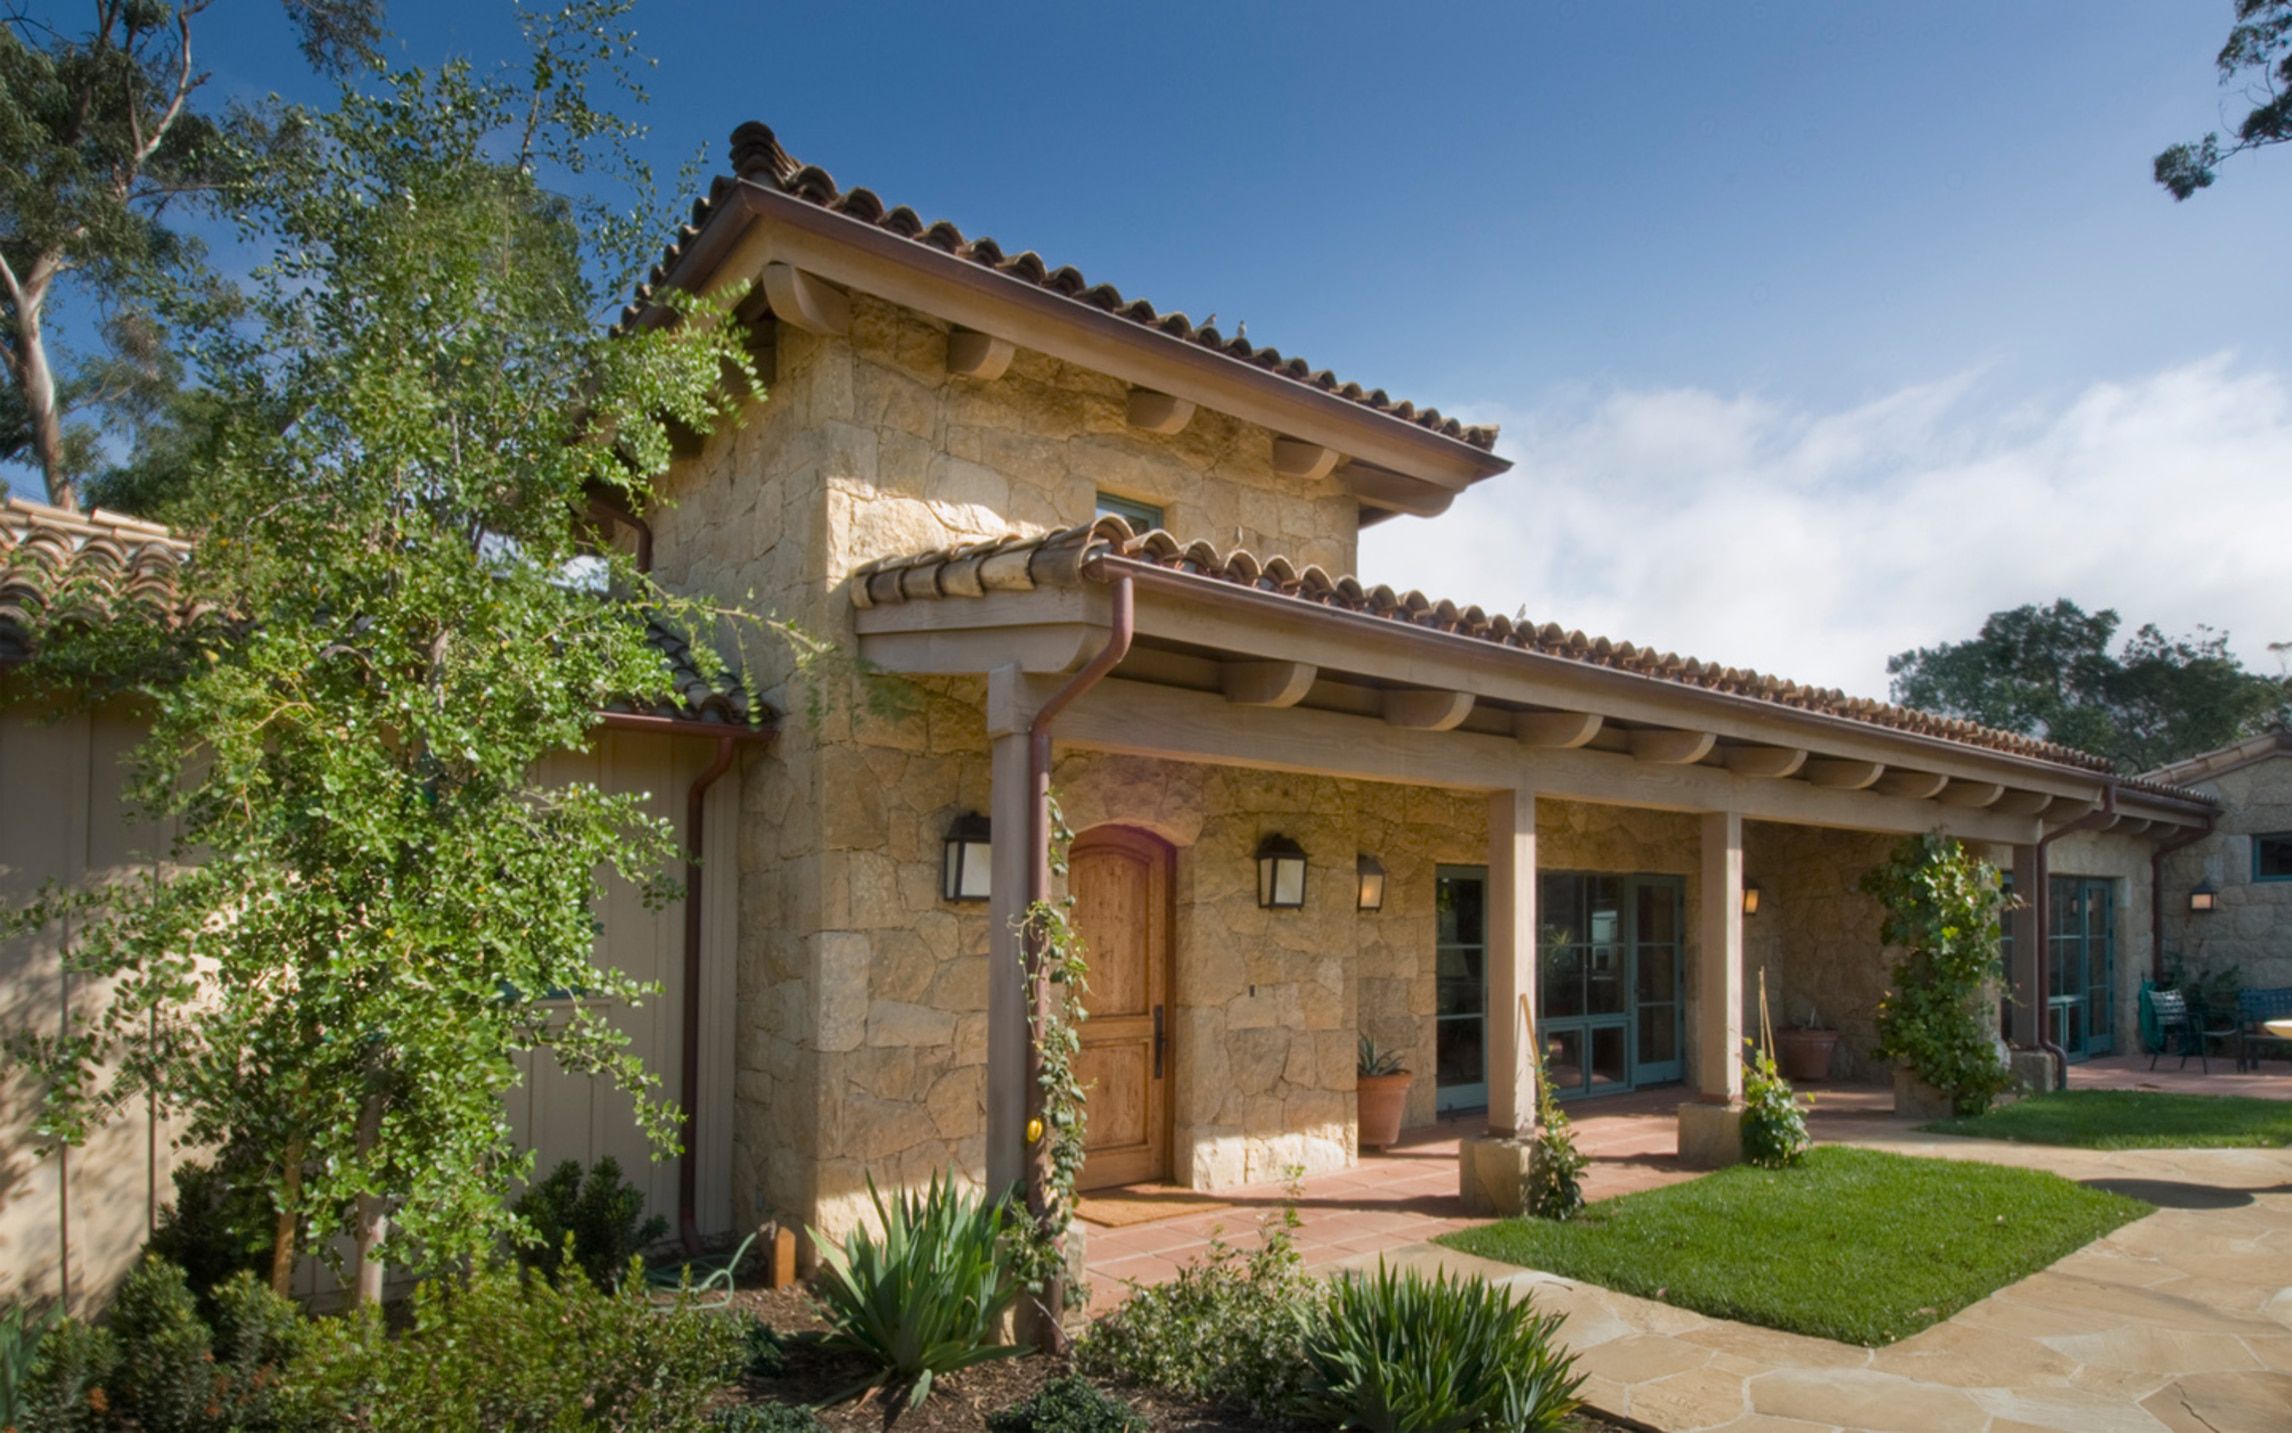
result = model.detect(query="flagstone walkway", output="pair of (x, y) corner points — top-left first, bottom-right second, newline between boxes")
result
(1361, 1129), (2292, 1433)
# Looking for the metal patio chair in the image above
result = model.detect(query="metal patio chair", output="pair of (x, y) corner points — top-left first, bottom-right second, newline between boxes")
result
(2149, 987), (2235, 1073)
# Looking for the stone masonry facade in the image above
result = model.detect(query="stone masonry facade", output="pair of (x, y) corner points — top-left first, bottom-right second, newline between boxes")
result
(2162, 753), (2292, 992)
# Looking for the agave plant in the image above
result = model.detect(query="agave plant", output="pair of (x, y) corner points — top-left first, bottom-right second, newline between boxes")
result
(0, 1301), (60, 1431)
(1297, 1261), (1584, 1433)
(806, 1170), (1021, 1407)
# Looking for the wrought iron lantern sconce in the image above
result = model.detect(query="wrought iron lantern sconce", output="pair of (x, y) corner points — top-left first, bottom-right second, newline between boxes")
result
(1356, 854), (1387, 912)
(1742, 881), (1762, 917)
(941, 812), (992, 903)
(2189, 877), (2218, 914)
(1256, 834), (1308, 910)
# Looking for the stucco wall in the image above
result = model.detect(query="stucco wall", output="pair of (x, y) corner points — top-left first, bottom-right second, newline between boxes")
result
(2161, 753), (2292, 992)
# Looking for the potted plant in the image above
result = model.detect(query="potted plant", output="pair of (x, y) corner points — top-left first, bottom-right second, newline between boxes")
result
(1772, 1002), (1841, 1083)
(1356, 1036), (1414, 1151)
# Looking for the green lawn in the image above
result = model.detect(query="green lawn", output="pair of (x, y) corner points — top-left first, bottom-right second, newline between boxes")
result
(1922, 1090), (2292, 1149)
(1436, 1146), (2148, 1346)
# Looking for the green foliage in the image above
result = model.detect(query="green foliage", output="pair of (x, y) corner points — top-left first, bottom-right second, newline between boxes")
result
(1008, 794), (1091, 1319)
(2157, 950), (2244, 1027)
(740, 1320), (786, 1380)
(2155, 1), (2292, 198)
(1861, 834), (2013, 1117)
(1886, 599), (2287, 773)
(1, 1301), (61, 1431)
(284, 1262), (745, 1433)
(1740, 1043), (1811, 1170)
(1075, 1214), (1323, 1421)
(1524, 1048), (1587, 1221)
(985, 1374), (1145, 1433)
(711, 1408), (824, 1433)
(145, 1152), (278, 1311)
(804, 1172), (1022, 1407)
(1296, 1262), (1584, 1433)
(103, 1257), (218, 1433)
(513, 1157), (670, 1291)
(18, 1315), (118, 1433)
(1924, 1090), (2292, 1150)
(1, 0), (803, 1285)
(1441, 1146), (2150, 1346)
(1357, 1035), (1407, 1077)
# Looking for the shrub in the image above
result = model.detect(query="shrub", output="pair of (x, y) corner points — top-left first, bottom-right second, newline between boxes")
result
(1862, 834), (2013, 1116)
(2, 1302), (61, 1432)
(204, 1272), (313, 1433)
(101, 1257), (221, 1433)
(711, 1407), (825, 1432)
(19, 1316), (118, 1433)
(986, 1373), (1144, 1433)
(1525, 1050), (1587, 1221)
(284, 1262), (744, 1432)
(1075, 1214), (1322, 1421)
(740, 1320), (786, 1380)
(805, 1172), (1021, 1408)
(146, 1151), (281, 1311)
(1296, 1262), (1584, 1433)
(1741, 1041), (1812, 1169)
(514, 1157), (671, 1291)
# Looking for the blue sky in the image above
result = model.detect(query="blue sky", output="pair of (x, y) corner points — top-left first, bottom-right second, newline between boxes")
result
(36, 1), (2292, 698)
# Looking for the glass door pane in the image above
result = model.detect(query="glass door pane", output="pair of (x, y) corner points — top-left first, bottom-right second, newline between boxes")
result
(1629, 876), (1685, 1084)
(2083, 879), (2115, 1056)
(1436, 866), (1489, 1111)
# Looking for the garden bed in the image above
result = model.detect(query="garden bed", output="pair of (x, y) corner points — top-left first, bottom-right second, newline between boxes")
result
(1436, 1145), (2150, 1345)
(1922, 1089), (2292, 1149)
(723, 1285), (1634, 1430)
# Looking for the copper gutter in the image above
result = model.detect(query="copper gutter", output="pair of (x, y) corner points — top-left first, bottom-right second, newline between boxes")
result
(2149, 815), (2217, 982)
(2031, 781), (2119, 1090)
(1020, 570), (1134, 1350)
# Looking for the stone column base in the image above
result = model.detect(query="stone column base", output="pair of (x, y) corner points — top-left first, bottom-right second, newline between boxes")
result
(1676, 1100), (1743, 1169)
(2008, 1048), (2056, 1096)
(1892, 1065), (1956, 1121)
(1458, 1133), (1535, 1216)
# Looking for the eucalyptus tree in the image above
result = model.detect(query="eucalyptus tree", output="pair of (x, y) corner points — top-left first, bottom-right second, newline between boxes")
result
(5, 1), (785, 1298)
(2156, 0), (2292, 198)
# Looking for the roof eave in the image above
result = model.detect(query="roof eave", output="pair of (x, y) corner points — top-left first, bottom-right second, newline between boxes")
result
(630, 179), (1511, 508)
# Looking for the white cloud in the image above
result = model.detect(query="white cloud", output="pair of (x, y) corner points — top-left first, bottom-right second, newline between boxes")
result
(1360, 355), (2292, 701)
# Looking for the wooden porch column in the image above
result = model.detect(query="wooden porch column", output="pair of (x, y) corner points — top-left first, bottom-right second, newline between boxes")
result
(1485, 788), (1538, 1136)
(985, 666), (1037, 1196)
(1694, 809), (1746, 1104)
(2006, 844), (2041, 1048)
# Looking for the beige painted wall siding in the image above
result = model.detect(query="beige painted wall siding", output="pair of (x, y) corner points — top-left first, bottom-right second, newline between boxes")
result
(0, 708), (737, 1309)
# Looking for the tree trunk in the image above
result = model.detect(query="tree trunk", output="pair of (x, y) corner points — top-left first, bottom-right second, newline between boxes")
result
(8, 279), (74, 511)
(269, 1140), (304, 1296)
(351, 1093), (387, 1305)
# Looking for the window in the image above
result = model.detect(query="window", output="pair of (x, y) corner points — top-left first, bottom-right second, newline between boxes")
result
(1095, 491), (1164, 531)
(2256, 832), (2292, 882)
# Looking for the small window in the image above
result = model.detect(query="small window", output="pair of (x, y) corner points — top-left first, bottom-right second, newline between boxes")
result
(2255, 833), (2292, 881)
(1095, 492), (1164, 531)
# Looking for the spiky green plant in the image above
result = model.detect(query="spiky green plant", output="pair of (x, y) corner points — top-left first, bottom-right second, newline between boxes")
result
(1296, 1262), (1584, 1433)
(0, 1301), (60, 1431)
(805, 1171), (1021, 1407)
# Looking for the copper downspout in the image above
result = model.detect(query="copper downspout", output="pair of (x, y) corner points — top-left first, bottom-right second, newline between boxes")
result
(2031, 781), (2119, 1090)
(2149, 815), (2217, 982)
(1021, 572), (1135, 1350)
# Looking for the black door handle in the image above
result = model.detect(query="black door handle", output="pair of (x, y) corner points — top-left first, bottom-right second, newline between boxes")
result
(1153, 1004), (1165, 1079)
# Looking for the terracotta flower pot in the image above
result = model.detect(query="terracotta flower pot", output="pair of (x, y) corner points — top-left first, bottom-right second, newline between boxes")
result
(1773, 1027), (1839, 1082)
(1356, 1071), (1415, 1150)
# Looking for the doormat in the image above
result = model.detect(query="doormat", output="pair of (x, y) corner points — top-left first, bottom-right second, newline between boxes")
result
(1076, 1184), (1232, 1228)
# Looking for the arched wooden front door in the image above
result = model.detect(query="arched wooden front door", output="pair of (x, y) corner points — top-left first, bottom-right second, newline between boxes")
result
(1067, 826), (1173, 1189)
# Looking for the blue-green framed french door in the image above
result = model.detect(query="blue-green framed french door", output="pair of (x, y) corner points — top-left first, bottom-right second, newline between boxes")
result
(2047, 876), (2117, 1060)
(1433, 867), (1685, 1112)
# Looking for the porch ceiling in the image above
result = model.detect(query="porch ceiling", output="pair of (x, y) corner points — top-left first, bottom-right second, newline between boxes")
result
(851, 522), (2213, 840)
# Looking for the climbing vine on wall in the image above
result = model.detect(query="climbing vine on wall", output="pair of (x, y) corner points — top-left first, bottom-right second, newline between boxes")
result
(1011, 795), (1091, 1323)
(1860, 832), (2014, 1116)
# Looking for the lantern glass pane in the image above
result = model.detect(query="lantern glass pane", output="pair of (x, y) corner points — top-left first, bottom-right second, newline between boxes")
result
(1359, 869), (1385, 910)
(957, 840), (992, 900)
(1273, 855), (1306, 907)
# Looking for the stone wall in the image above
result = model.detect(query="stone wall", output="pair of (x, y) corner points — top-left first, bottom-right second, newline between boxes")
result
(1743, 824), (1899, 1081)
(2162, 754), (2292, 991)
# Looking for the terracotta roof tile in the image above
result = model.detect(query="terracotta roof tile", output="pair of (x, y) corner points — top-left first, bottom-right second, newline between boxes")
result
(0, 498), (756, 727)
(619, 122), (1500, 455)
(850, 517), (2214, 798)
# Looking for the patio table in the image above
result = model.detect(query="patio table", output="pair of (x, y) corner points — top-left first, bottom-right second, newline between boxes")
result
(2268, 1019), (2292, 1041)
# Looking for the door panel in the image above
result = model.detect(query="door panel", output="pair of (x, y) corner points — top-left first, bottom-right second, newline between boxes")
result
(1069, 828), (1172, 1189)
(1435, 866), (1490, 1111)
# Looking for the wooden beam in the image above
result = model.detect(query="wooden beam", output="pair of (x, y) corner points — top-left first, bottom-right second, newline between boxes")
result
(1803, 759), (1884, 790)
(1629, 729), (1717, 765)
(1270, 436), (1342, 482)
(1873, 770), (1950, 800)
(1382, 688), (1476, 731)
(947, 327), (1015, 380)
(1990, 790), (2055, 818)
(1936, 780), (2005, 809)
(1220, 660), (1316, 708)
(1722, 745), (1807, 779)
(760, 262), (849, 335)
(1515, 711), (1603, 749)
(1125, 389), (1195, 435)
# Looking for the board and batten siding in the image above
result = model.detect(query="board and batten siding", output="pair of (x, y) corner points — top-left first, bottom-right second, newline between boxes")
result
(0, 708), (740, 1312)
